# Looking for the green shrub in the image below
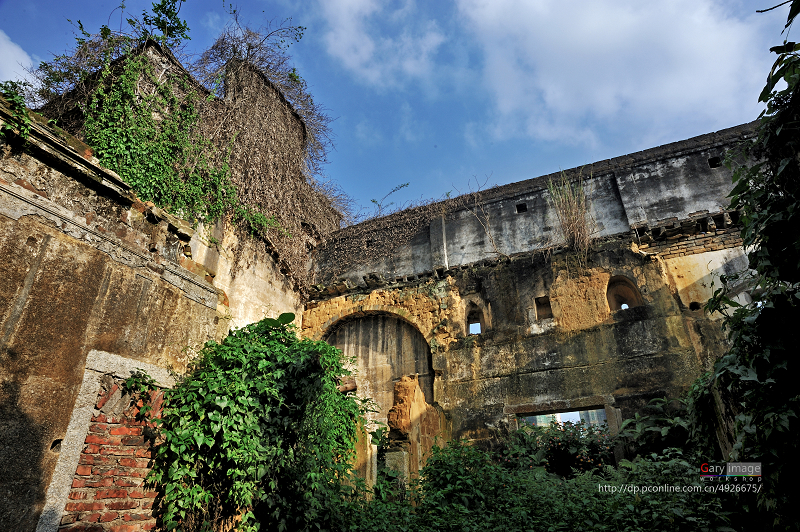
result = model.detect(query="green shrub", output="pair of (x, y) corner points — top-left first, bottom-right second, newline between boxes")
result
(134, 314), (368, 532)
(498, 420), (615, 477)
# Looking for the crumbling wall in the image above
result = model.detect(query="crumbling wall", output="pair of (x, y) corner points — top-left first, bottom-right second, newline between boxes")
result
(0, 93), (309, 530)
(304, 229), (746, 480)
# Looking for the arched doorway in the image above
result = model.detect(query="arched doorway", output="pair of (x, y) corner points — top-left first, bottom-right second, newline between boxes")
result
(325, 313), (433, 420)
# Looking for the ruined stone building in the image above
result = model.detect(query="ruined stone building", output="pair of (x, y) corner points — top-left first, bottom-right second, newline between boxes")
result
(0, 49), (754, 530)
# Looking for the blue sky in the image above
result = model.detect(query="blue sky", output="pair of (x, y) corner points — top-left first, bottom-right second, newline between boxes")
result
(0, 1), (790, 215)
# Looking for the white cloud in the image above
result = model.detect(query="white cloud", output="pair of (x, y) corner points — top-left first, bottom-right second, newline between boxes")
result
(0, 30), (33, 82)
(456, 0), (779, 147)
(316, 0), (446, 88)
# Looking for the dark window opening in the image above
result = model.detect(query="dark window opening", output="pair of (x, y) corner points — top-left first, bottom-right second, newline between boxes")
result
(708, 156), (722, 169)
(607, 276), (644, 311)
(689, 301), (702, 311)
(729, 210), (741, 226)
(712, 214), (726, 229)
(50, 439), (62, 453)
(535, 296), (553, 320)
(516, 203), (528, 213)
(467, 303), (484, 335)
(699, 218), (709, 233)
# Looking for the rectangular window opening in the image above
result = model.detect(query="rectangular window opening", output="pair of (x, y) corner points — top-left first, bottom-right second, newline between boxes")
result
(708, 156), (722, 169)
(535, 296), (553, 320)
(519, 407), (607, 428)
(468, 322), (481, 335)
(516, 203), (528, 213)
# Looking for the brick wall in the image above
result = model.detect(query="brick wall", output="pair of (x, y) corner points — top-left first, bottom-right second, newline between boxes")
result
(639, 227), (743, 258)
(59, 381), (163, 532)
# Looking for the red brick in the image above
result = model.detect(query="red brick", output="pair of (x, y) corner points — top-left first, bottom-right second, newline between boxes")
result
(141, 501), (153, 510)
(95, 467), (121, 476)
(89, 423), (108, 433)
(61, 514), (78, 525)
(94, 489), (128, 499)
(80, 513), (101, 522)
(125, 469), (149, 478)
(115, 478), (142, 487)
(142, 523), (157, 531)
(135, 449), (153, 458)
(86, 434), (120, 445)
(109, 525), (139, 532)
(76, 465), (92, 476)
(72, 479), (87, 488)
(110, 426), (142, 436)
(65, 502), (105, 512)
(106, 501), (138, 510)
(83, 444), (101, 454)
(101, 511), (119, 522)
(92, 413), (108, 423)
(68, 491), (87, 500)
(118, 458), (150, 468)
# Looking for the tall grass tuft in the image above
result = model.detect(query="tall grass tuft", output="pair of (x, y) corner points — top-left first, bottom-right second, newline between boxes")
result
(547, 170), (594, 266)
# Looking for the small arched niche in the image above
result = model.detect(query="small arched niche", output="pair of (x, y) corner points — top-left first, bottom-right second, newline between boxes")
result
(607, 276), (644, 311)
(466, 302), (485, 335)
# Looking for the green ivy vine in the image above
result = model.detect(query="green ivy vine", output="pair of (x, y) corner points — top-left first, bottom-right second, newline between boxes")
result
(127, 314), (369, 532)
(84, 50), (235, 225)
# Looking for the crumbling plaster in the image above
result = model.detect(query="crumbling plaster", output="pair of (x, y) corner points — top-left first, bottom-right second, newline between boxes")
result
(0, 96), (310, 530)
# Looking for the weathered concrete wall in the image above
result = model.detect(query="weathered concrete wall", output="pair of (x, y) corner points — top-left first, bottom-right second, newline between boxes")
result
(0, 96), (306, 530)
(305, 137), (752, 484)
(305, 236), (742, 449)
(314, 122), (754, 288)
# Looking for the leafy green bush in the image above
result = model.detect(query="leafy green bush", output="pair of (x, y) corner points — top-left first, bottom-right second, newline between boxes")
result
(342, 429), (731, 532)
(134, 314), (367, 532)
(498, 420), (615, 477)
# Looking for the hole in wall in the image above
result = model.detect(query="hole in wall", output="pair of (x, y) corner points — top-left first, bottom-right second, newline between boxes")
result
(519, 407), (607, 427)
(535, 296), (553, 320)
(466, 302), (484, 335)
(689, 302), (702, 311)
(50, 439), (62, 453)
(708, 156), (722, 169)
(607, 276), (644, 311)
(516, 203), (528, 213)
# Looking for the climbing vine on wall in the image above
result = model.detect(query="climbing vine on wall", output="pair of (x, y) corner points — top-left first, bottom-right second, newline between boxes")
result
(84, 49), (239, 224)
(28, 8), (342, 295)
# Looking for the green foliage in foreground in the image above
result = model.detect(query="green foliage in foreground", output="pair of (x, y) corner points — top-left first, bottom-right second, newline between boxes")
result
(129, 314), (367, 532)
(342, 438), (731, 532)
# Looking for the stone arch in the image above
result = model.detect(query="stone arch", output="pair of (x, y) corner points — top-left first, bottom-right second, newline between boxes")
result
(312, 305), (430, 342)
(606, 275), (644, 311)
(323, 311), (434, 409)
